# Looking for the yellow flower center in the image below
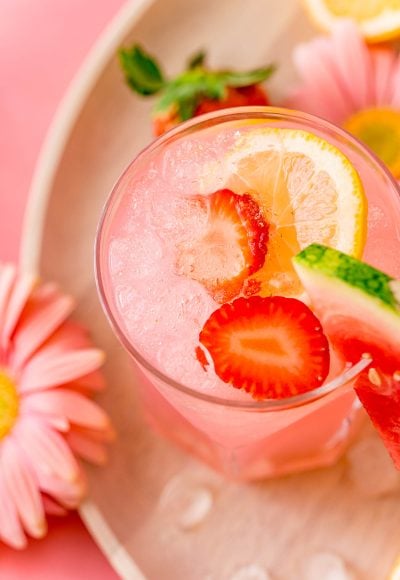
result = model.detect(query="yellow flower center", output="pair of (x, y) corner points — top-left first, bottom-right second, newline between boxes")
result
(0, 371), (19, 439)
(343, 108), (400, 178)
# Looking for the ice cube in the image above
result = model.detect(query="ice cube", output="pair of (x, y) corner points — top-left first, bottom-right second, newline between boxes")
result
(229, 564), (271, 580)
(151, 194), (210, 245)
(159, 473), (213, 530)
(159, 134), (232, 195)
(151, 278), (215, 336)
(302, 551), (354, 580)
(156, 338), (219, 390)
(347, 435), (400, 496)
(108, 232), (163, 279)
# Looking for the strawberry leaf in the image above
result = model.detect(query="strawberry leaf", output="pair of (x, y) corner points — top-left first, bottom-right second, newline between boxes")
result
(119, 45), (165, 95)
(187, 50), (207, 70)
(154, 69), (227, 120)
(219, 65), (276, 87)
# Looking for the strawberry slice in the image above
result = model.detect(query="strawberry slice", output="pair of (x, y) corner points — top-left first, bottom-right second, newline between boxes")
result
(176, 189), (269, 303)
(199, 296), (330, 400)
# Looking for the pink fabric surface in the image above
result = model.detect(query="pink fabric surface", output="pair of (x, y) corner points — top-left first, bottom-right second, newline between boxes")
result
(0, 0), (126, 577)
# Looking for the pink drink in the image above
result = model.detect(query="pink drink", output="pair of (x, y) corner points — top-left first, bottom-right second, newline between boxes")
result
(96, 108), (400, 480)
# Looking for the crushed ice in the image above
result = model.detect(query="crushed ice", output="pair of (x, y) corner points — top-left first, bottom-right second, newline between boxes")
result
(302, 551), (354, 580)
(229, 563), (271, 580)
(158, 473), (214, 530)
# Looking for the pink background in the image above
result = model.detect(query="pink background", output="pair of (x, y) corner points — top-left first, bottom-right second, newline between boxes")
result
(0, 0), (127, 577)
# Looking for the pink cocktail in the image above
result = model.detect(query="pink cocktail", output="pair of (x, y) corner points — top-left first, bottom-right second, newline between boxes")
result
(96, 108), (400, 480)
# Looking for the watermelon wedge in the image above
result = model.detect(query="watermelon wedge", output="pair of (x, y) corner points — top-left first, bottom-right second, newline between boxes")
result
(293, 243), (400, 467)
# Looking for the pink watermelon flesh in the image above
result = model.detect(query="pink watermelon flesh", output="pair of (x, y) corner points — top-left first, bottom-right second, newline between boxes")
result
(293, 244), (400, 468)
(355, 372), (400, 468)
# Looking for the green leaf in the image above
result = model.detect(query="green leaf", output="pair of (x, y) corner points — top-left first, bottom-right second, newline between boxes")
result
(154, 69), (227, 119)
(152, 61), (276, 122)
(187, 50), (207, 70)
(219, 64), (276, 88)
(119, 45), (165, 96)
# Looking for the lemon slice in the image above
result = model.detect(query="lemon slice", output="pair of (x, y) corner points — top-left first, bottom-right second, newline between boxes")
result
(303, 0), (400, 43)
(225, 128), (367, 297)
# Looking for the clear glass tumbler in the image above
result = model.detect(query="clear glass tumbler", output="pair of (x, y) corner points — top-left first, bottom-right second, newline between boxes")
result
(96, 107), (400, 481)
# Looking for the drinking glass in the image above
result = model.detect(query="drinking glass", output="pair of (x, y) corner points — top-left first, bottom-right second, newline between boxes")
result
(96, 107), (400, 480)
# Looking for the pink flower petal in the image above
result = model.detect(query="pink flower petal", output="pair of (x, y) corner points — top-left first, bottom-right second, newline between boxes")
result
(41, 415), (70, 432)
(40, 319), (92, 354)
(35, 471), (86, 509)
(1, 273), (37, 351)
(20, 398), (70, 432)
(13, 418), (80, 482)
(370, 48), (397, 106)
(1, 437), (46, 540)
(21, 389), (110, 430)
(0, 471), (26, 549)
(66, 431), (108, 465)
(331, 20), (374, 110)
(292, 38), (352, 123)
(72, 423), (116, 443)
(19, 348), (105, 392)
(11, 285), (75, 370)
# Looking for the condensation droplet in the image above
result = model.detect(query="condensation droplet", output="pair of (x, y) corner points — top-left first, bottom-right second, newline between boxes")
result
(159, 474), (213, 530)
(302, 551), (354, 580)
(347, 436), (400, 496)
(229, 563), (271, 580)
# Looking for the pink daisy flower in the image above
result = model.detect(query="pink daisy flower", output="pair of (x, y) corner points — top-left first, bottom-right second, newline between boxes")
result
(0, 263), (112, 549)
(288, 20), (400, 178)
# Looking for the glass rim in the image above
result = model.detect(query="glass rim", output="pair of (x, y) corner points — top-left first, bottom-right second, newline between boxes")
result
(95, 106), (395, 411)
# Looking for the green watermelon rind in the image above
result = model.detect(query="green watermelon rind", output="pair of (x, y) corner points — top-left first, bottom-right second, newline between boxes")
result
(293, 244), (399, 315)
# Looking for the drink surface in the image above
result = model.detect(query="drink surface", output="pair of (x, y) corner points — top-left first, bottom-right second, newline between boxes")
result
(99, 119), (400, 403)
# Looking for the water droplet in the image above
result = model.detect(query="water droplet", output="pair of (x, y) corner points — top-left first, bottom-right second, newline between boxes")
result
(229, 564), (271, 580)
(159, 474), (214, 530)
(347, 436), (400, 496)
(302, 551), (354, 580)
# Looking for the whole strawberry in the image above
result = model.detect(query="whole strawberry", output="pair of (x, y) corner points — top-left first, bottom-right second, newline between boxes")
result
(119, 46), (275, 136)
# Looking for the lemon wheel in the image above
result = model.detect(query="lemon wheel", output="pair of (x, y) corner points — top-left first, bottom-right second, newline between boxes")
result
(303, 0), (400, 43)
(224, 127), (367, 297)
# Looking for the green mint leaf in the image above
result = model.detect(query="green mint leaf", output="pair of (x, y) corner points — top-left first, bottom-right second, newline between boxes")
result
(187, 50), (207, 69)
(219, 64), (276, 88)
(119, 45), (165, 96)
